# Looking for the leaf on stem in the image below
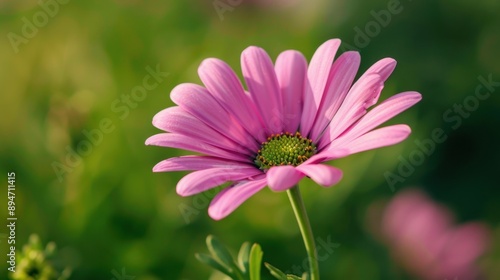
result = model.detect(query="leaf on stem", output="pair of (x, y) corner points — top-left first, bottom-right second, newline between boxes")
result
(238, 242), (251, 274)
(195, 253), (235, 278)
(249, 243), (263, 280)
(197, 235), (262, 280)
(265, 262), (309, 280)
(264, 262), (287, 280)
(207, 235), (236, 268)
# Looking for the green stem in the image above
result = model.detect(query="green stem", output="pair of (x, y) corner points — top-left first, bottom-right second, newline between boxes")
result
(286, 185), (320, 280)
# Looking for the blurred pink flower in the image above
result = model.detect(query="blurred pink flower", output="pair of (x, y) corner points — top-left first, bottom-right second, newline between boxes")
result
(146, 39), (421, 220)
(379, 189), (490, 279)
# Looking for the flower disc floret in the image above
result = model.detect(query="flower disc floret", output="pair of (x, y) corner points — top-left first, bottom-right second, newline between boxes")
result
(255, 132), (317, 169)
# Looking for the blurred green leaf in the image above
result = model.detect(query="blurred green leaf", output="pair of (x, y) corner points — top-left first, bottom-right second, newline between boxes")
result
(265, 263), (287, 280)
(238, 242), (251, 274)
(195, 253), (235, 278)
(199, 235), (252, 280)
(264, 262), (307, 280)
(207, 235), (236, 268)
(249, 243), (263, 280)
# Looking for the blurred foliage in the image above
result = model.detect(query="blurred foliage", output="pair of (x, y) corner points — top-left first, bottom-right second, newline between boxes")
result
(9, 234), (70, 280)
(196, 235), (265, 280)
(0, 0), (499, 279)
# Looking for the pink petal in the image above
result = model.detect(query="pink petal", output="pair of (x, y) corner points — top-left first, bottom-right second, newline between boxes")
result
(382, 190), (454, 261)
(170, 83), (259, 151)
(208, 176), (267, 220)
(300, 39), (341, 137)
(439, 223), (490, 275)
(360, 57), (396, 79)
(296, 164), (343, 187)
(357, 58), (397, 107)
(153, 156), (253, 172)
(310, 51), (361, 141)
(176, 167), (262, 196)
(241, 46), (283, 134)
(275, 50), (307, 133)
(338, 91), (421, 144)
(382, 190), (433, 241)
(145, 133), (249, 162)
(305, 148), (350, 164)
(338, 124), (411, 155)
(320, 73), (383, 148)
(308, 39), (342, 101)
(267, 165), (305, 191)
(153, 107), (253, 156)
(198, 58), (267, 142)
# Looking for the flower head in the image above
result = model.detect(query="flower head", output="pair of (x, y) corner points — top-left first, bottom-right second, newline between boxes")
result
(146, 39), (421, 220)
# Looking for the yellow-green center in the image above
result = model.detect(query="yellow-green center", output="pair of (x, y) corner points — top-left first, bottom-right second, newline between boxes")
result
(255, 132), (317, 170)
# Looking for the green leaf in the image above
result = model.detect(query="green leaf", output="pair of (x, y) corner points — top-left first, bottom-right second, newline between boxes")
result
(238, 242), (251, 273)
(249, 243), (263, 280)
(195, 253), (235, 278)
(264, 262), (305, 280)
(203, 235), (249, 280)
(206, 235), (236, 268)
(301, 272), (309, 280)
(264, 263), (287, 280)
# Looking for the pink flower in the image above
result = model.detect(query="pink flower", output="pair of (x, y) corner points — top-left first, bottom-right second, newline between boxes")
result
(379, 189), (490, 279)
(146, 39), (421, 220)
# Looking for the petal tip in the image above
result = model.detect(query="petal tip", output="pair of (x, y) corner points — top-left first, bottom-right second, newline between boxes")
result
(198, 58), (226, 73)
(407, 91), (423, 100)
(145, 136), (155, 146)
(207, 207), (225, 221)
(267, 166), (303, 191)
(325, 38), (342, 47)
(242, 45), (264, 56)
(382, 57), (397, 66)
(176, 188), (190, 197)
(152, 163), (163, 172)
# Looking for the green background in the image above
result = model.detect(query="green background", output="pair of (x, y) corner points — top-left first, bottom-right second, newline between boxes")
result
(1, 0), (499, 279)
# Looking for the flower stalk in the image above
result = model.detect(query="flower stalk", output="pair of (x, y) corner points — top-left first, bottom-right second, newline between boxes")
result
(287, 185), (320, 280)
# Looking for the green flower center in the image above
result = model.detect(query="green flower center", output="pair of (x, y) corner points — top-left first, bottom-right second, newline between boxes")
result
(255, 132), (317, 170)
